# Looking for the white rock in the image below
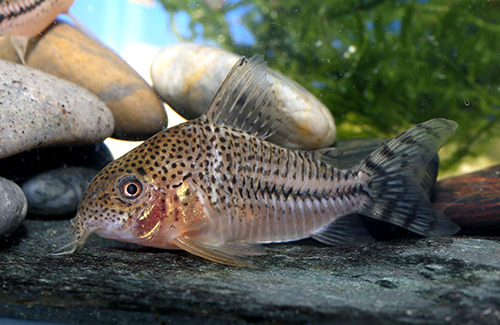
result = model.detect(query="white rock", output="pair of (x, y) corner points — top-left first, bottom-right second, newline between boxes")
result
(151, 43), (336, 150)
(0, 60), (115, 159)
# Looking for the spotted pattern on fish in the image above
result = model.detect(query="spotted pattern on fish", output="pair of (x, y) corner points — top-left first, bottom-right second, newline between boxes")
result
(0, 0), (45, 25)
(0, 0), (73, 36)
(71, 118), (365, 245)
(55, 55), (460, 266)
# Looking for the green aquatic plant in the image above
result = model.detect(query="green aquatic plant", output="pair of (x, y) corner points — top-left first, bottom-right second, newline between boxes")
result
(158, 0), (500, 171)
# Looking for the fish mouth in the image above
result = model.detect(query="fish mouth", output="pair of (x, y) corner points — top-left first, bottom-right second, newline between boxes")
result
(50, 213), (94, 255)
(88, 199), (154, 243)
(52, 186), (161, 253)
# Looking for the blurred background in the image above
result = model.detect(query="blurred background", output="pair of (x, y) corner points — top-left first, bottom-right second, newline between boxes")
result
(69, 0), (171, 81)
(69, 0), (500, 177)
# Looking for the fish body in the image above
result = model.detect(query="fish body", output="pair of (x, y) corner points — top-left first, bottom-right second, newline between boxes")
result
(54, 56), (460, 266)
(0, 0), (74, 38)
(0, 0), (74, 63)
(0, 0), (156, 63)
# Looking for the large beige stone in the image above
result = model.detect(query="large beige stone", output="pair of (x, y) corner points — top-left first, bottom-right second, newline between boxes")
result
(0, 60), (114, 159)
(151, 43), (336, 150)
(0, 20), (167, 140)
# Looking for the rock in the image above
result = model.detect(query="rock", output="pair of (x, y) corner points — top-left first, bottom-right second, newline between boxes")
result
(433, 164), (500, 236)
(0, 20), (167, 140)
(0, 177), (27, 236)
(0, 143), (113, 217)
(0, 59), (114, 159)
(151, 42), (336, 150)
(0, 143), (114, 185)
(21, 167), (98, 216)
(1, 219), (500, 324)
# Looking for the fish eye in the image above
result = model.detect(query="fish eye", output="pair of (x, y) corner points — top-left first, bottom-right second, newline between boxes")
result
(118, 177), (143, 200)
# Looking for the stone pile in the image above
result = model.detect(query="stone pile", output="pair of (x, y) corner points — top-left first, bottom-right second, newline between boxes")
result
(0, 21), (168, 236)
(0, 20), (168, 141)
(0, 60), (115, 234)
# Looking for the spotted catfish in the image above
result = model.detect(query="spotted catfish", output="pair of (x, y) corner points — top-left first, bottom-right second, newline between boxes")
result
(53, 55), (460, 266)
(0, 0), (75, 63)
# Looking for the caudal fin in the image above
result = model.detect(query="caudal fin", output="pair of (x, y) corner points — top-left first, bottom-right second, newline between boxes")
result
(357, 118), (460, 236)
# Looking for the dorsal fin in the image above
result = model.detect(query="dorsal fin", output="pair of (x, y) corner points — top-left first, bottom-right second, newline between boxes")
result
(203, 55), (285, 139)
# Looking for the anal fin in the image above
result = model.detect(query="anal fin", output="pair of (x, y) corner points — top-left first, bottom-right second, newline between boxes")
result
(173, 235), (265, 267)
(311, 214), (375, 246)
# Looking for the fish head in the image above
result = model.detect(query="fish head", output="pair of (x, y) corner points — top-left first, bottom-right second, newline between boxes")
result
(59, 158), (164, 252)
(53, 124), (208, 255)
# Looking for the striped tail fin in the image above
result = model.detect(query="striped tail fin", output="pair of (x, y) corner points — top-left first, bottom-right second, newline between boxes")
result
(356, 118), (460, 236)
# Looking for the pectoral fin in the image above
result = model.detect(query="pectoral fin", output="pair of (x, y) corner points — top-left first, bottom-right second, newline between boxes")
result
(172, 178), (266, 267)
(173, 235), (265, 267)
(10, 35), (29, 64)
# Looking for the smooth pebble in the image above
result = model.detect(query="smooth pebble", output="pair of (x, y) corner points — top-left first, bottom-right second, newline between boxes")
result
(21, 167), (98, 216)
(0, 177), (27, 236)
(151, 42), (336, 150)
(0, 143), (114, 184)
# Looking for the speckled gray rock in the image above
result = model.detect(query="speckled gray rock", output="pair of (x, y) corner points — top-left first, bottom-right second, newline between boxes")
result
(0, 59), (114, 159)
(21, 167), (98, 216)
(151, 43), (336, 150)
(0, 177), (27, 236)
